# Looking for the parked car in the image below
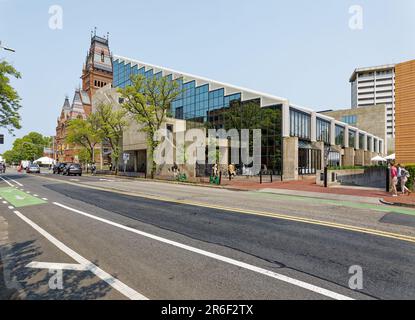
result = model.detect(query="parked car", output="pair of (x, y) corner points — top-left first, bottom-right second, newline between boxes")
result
(53, 163), (67, 174)
(62, 163), (82, 176)
(26, 164), (40, 174)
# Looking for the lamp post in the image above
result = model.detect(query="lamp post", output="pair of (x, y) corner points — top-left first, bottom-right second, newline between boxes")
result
(0, 41), (16, 53)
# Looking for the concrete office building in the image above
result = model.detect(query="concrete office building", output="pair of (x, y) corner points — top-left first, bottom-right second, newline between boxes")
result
(320, 104), (388, 155)
(350, 64), (396, 141)
(107, 55), (384, 181)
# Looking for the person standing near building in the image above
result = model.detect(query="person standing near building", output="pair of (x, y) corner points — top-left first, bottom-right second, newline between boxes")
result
(390, 163), (399, 197)
(400, 166), (412, 196)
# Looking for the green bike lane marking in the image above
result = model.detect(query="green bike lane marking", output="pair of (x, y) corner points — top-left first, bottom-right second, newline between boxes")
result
(0, 187), (46, 208)
(250, 192), (415, 217)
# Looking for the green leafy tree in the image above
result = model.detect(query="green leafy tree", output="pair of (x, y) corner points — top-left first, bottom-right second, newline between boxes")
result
(118, 74), (181, 178)
(0, 60), (22, 133)
(94, 103), (129, 173)
(66, 116), (101, 163)
(2, 132), (52, 163)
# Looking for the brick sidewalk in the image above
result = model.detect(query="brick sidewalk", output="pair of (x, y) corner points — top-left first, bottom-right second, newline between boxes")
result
(382, 193), (415, 208)
(224, 179), (390, 198)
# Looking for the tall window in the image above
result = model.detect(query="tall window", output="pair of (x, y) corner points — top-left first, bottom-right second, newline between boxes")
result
(359, 133), (365, 150)
(367, 136), (372, 152)
(335, 125), (345, 147)
(316, 118), (330, 144)
(290, 109), (311, 140)
(101, 51), (105, 63)
(348, 130), (356, 148)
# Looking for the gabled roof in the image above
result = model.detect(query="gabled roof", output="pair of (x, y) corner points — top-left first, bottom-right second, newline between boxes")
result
(62, 96), (71, 110)
(71, 90), (86, 115)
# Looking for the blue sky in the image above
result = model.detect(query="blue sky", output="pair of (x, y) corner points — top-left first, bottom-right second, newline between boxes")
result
(0, 0), (414, 153)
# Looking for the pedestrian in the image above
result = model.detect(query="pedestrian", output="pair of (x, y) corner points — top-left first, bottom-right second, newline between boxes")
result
(400, 166), (412, 196)
(390, 162), (399, 197)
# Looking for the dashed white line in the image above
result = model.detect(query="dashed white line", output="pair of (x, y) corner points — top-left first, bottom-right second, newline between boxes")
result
(9, 178), (23, 187)
(42, 198), (48, 201)
(0, 177), (13, 187)
(8, 206), (14, 210)
(53, 201), (354, 300)
(13, 210), (147, 300)
(2, 201), (7, 204)
(33, 194), (38, 197)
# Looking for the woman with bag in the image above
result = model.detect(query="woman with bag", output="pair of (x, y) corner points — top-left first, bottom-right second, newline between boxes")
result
(401, 166), (412, 196)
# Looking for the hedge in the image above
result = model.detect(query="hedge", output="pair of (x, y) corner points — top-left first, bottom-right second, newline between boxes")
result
(404, 165), (415, 191)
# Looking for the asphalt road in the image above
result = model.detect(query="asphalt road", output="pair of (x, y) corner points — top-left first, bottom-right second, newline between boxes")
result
(1, 171), (415, 300)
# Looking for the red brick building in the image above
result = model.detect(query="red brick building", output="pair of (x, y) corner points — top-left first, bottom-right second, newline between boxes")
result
(55, 33), (113, 163)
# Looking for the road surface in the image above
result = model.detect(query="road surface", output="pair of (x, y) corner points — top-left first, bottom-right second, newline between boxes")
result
(1, 170), (415, 300)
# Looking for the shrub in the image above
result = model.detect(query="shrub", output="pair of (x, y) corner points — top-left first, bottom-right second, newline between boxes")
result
(405, 165), (415, 191)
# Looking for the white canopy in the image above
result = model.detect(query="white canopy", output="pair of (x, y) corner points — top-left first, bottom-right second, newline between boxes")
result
(371, 155), (387, 162)
(33, 157), (55, 165)
(385, 154), (396, 160)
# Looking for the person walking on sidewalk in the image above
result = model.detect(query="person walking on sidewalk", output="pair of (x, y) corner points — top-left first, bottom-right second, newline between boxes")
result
(400, 166), (412, 196)
(390, 163), (399, 197)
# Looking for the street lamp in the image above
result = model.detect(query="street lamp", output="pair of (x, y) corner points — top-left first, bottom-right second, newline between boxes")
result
(0, 41), (16, 53)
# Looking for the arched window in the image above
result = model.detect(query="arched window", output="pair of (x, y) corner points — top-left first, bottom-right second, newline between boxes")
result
(101, 51), (105, 63)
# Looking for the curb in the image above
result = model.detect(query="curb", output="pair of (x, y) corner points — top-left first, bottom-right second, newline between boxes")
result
(380, 198), (415, 209)
(88, 173), (250, 192)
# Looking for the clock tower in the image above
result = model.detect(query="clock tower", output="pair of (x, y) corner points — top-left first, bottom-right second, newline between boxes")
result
(81, 30), (113, 113)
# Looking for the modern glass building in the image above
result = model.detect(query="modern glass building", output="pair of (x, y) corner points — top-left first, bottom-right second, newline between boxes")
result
(111, 55), (385, 180)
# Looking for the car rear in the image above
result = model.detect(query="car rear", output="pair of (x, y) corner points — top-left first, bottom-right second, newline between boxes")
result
(68, 164), (82, 176)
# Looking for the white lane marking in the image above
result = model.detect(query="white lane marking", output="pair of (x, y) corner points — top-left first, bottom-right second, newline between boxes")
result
(8, 206), (14, 210)
(26, 262), (89, 271)
(9, 178), (23, 187)
(2, 201), (7, 204)
(26, 191), (31, 194)
(0, 177), (14, 187)
(54, 202), (354, 300)
(42, 198), (48, 201)
(14, 210), (148, 300)
(33, 194), (38, 197)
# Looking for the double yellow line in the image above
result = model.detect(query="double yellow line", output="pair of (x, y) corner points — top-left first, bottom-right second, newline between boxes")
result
(33, 174), (415, 244)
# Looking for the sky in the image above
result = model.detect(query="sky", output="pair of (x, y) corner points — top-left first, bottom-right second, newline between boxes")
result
(0, 0), (414, 153)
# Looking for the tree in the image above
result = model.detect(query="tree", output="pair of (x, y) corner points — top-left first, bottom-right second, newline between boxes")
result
(65, 116), (101, 163)
(118, 74), (181, 178)
(0, 60), (22, 133)
(94, 103), (128, 173)
(2, 132), (52, 163)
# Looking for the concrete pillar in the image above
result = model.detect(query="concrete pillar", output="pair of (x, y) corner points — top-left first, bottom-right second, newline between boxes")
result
(363, 133), (368, 151)
(355, 149), (364, 166)
(330, 121), (336, 146)
(311, 112), (317, 142)
(283, 136), (298, 181)
(344, 126), (349, 148)
(312, 141), (325, 170)
(282, 102), (290, 138)
(343, 147), (355, 166)
(364, 151), (371, 166)
(355, 131), (360, 150)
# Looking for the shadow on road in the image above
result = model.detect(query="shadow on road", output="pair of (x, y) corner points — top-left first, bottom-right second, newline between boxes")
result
(1, 240), (113, 300)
